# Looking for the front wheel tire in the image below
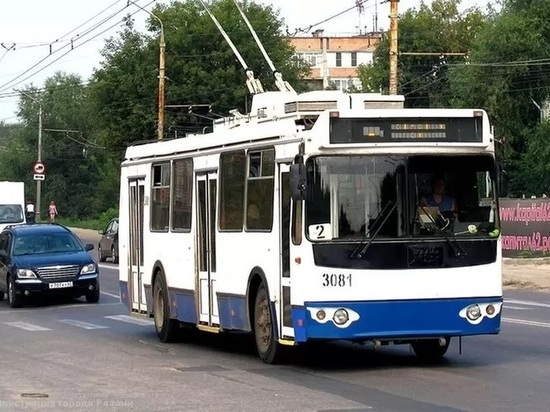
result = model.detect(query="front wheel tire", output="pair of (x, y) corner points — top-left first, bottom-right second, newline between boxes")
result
(111, 246), (119, 264)
(86, 284), (100, 303)
(411, 338), (451, 363)
(98, 245), (106, 262)
(7, 277), (22, 308)
(253, 284), (284, 364)
(153, 274), (179, 343)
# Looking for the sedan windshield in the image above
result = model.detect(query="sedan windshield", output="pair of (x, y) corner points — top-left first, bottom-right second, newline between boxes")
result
(305, 155), (498, 241)
(13, 233), (84, 255)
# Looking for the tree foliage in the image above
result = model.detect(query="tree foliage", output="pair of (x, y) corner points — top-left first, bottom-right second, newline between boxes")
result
(0, 72), (118, 219)
(448, 0), (550, 195)
(358, 0), (488, 107)
(90, 0), (310, 157)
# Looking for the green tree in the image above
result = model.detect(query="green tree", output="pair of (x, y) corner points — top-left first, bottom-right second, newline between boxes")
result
(14, 72), (117, 219)
(358, 0), (488, 107)
(89, 0), (310, 157)
(448, 0), (550, 195)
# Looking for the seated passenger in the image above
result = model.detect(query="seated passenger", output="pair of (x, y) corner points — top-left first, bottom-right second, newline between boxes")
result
(419, 174), (456, 214)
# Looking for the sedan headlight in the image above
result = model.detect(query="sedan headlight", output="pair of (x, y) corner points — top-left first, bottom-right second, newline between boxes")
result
(17, 269), (37, 278)
(80, 263), (97, 274)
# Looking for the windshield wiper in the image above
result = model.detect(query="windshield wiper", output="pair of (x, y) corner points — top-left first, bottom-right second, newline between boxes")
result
(350, 201), (397, 259)
(418, 205), (466, 257)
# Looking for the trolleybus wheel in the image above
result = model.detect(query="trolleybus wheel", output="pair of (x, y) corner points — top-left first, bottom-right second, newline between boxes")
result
(411, 338), (451, 363)
(253, 284), (283, 364)
(153, 274), (179, 343)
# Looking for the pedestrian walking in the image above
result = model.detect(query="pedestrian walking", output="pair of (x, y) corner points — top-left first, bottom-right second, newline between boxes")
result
(25, 200), (36, 224)
(48, 200), (58, 223)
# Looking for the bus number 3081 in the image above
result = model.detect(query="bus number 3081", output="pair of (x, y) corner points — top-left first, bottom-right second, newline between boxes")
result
(322, 273), (352, 287)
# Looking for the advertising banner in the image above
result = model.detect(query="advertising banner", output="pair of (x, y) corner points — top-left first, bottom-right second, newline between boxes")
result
(499, 198), (550, 258)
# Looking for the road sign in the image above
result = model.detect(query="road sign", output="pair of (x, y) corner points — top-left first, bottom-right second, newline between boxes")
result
(33, 161), (46, 174)
(33, 174), (45, 181)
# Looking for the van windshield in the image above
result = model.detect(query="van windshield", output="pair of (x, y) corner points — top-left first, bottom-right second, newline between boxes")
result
(0, 204), (24, 224)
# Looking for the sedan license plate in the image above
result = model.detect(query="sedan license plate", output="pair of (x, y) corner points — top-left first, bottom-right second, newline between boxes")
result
(48, 281), (73, 289)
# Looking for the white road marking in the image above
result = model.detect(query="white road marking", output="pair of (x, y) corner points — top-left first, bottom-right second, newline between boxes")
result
(505, 299), (550, 309)
(98, 264), (117, 270)
(105, 314), (154, 326)
(100, 291), (120, 298)
(58, 319), (109, 330)
(503, 306), (532, 311)
(503, 317), (550, 329)
(4, 321), (51, 331)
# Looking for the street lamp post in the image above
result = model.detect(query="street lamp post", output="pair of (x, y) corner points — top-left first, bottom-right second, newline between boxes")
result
(129, 1), (166, 140)
(15, 89), (43, 220)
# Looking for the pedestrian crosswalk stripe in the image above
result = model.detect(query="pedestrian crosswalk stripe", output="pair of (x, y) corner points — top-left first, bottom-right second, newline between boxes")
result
(4, 321), (51, 331)
(105, 314), (154, 326)
(58, 319), (109, 330)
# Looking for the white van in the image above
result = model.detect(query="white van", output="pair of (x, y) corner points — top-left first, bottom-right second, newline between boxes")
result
(0, 181), (26, 233)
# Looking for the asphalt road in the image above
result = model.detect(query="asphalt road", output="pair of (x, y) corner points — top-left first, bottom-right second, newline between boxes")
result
(0, 233), (549, 411)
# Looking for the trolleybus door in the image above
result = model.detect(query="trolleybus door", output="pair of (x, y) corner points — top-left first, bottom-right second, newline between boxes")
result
(129, 178), (147, 313)
(196, 172), (219, 325)
(279, 163), (294, 339)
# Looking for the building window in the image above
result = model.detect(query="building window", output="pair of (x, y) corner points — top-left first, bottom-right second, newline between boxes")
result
(151, 163), (170, 231)
(351, 52), (357, 67)
(298, 52), (322, 67)
(219, 150), (246, 231)
(171, 158), (193, 231)
(336, 52), (342, 67)
(246, 148), (275, 231)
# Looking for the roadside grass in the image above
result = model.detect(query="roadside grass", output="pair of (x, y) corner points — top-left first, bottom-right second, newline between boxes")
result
(32, 208), (119, 231)
(503, 277), (536, 288)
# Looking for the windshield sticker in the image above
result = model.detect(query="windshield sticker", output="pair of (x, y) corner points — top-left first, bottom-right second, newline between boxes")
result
(308, 223), (332, 241)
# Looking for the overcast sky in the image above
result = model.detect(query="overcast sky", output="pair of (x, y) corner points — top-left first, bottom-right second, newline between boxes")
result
(0, 0), (488, 122)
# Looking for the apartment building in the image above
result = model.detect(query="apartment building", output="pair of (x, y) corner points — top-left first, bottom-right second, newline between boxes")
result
(288, 29), (382, 91)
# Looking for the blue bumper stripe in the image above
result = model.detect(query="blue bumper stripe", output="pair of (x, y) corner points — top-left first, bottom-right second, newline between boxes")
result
(292, 297), (503, 343)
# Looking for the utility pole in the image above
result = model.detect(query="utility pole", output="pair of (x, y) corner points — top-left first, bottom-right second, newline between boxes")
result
(388, 0), (399, 95)
(128, 1), (165, 140)
(15, 89), (43, 220)
(158, 29), (166, 140)
(37, 104), (42, 220)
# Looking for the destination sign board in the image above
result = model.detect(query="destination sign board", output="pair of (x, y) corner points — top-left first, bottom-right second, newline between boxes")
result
(330, 117), (483, 144)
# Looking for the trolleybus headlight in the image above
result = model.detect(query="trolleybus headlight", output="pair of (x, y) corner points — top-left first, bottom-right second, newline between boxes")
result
(486, 304), (495, 316)
(316, 310), (326, 321)
(333, 308), (349, 325)
(466, 304), (481, 321)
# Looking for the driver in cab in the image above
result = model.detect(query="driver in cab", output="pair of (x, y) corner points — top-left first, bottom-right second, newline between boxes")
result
(419, 174), (456, 216)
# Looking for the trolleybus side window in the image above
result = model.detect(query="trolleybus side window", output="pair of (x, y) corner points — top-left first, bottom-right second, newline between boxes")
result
(245, 147), (275, 231)
(171, 158), (193, 232)
(219, 150), (246, 231)
(151, 162), (171, 231)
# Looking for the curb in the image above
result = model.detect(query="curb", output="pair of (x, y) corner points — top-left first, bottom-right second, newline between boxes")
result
(503, 257), (550, 266)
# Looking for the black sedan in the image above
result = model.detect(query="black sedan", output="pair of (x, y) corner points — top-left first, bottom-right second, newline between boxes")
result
(0, 224), (100, 308)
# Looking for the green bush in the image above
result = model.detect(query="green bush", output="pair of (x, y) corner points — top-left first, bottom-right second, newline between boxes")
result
(51, 208), (119, 231)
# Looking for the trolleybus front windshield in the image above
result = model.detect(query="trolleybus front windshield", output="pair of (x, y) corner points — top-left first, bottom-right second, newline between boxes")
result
(305, 155), (498, 241)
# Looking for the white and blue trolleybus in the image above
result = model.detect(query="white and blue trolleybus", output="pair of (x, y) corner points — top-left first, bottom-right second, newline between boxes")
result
(118, 88), (506, 364)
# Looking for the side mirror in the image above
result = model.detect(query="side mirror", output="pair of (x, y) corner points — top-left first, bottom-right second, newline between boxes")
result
(85, 243), (94, 252)
(497, 162), (509, 197)
(290, 163), (307, 201)
(98, 230), (104, 235)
